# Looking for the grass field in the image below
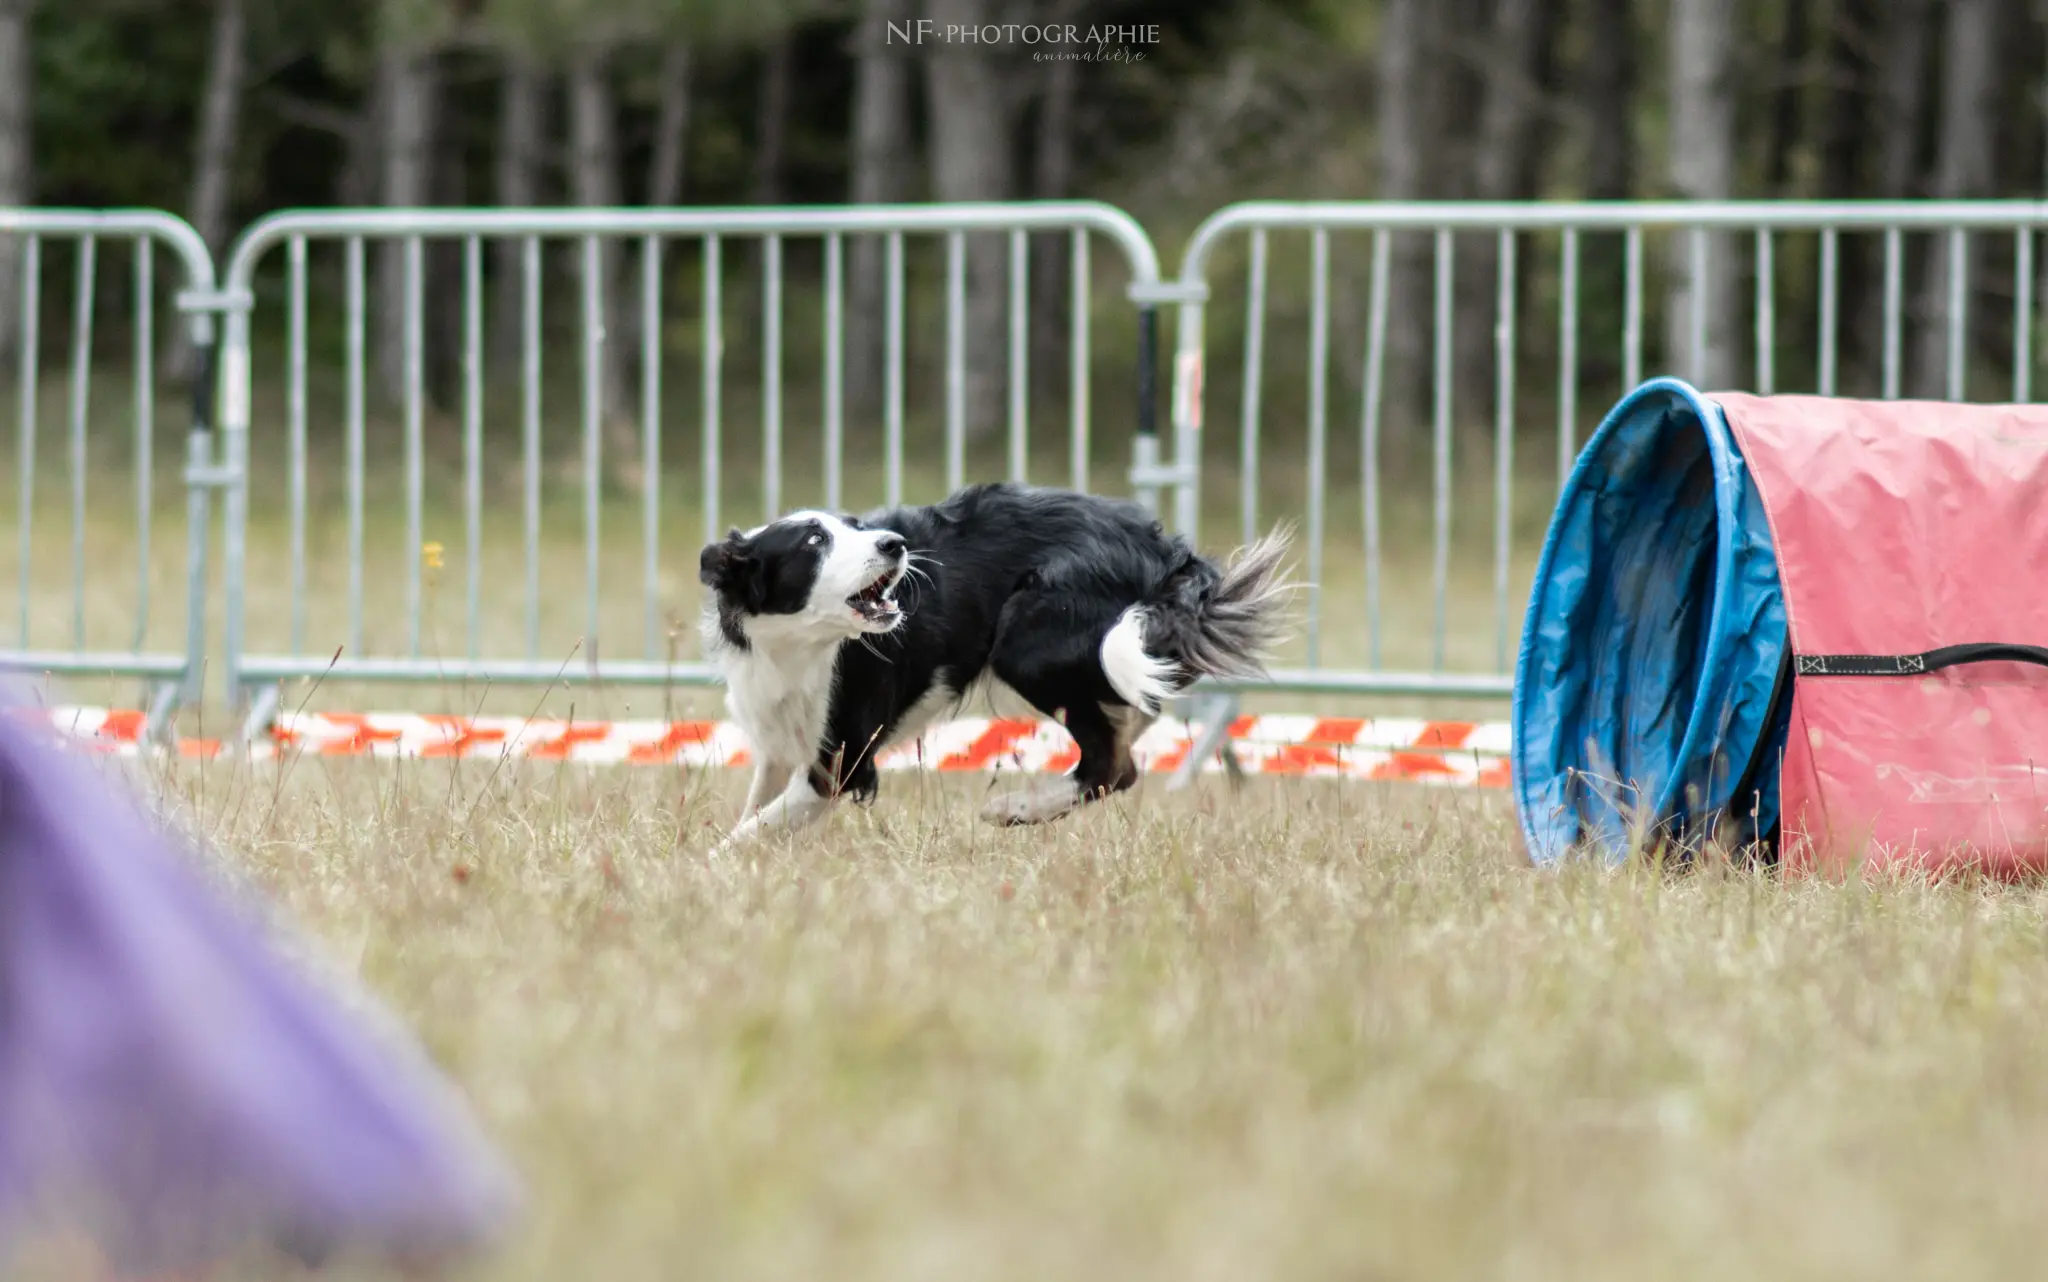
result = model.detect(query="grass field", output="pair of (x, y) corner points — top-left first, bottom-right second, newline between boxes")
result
(14, 369), (2048, 1280)
(12, 759), (2048, 1280)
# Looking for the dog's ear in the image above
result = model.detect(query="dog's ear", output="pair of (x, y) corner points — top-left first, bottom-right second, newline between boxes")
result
(698, 531), (748, 588)
(699, 531), (768, 612)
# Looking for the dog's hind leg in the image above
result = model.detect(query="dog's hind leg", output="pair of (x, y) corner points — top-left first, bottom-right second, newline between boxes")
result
(981, 700), (1140, 826)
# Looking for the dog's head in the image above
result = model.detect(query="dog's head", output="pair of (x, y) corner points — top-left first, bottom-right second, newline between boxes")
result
(699, 510), (909, 649)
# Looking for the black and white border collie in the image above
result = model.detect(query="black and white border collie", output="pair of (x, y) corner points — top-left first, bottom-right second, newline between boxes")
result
(697, 482), (1292, 850)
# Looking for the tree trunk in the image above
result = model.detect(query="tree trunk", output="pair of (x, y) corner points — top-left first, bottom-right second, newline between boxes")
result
(567, 41), (631, 475)
(1854, 0), (1930, 385)
(925, 0), (1016, 440)
(0, 0), (33, 364)
(1664, 0), (1739, 389)
(1582, 0), (1633, 201)
(170, 0), (246, 379)
(1460, 0), (1555, 416)
(189, 0), (246, 255)
(1763, 0), (1810, 195)
(492, 50), (546, 371)
(648, 41), (691, 207)
(428, 89), (466, 409)
(1817, 0), (1874, 388)
(847, 0), (912, 419)
(1031, 0), (1081, 396)
(751, 34), (795, 205)
(1574, 0), (1634, 394)
(1913, 0), (2001, 398)
(375, 42), (438, 407)
(1377, 0), (1430, 430)
(1877, 0), (1934, 200)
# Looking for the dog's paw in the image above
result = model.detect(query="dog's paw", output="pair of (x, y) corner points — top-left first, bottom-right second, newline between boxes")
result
(980, 783), (1081, 827)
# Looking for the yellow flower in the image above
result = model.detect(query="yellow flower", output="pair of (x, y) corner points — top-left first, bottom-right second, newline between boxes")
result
(422, 541), (445, 571)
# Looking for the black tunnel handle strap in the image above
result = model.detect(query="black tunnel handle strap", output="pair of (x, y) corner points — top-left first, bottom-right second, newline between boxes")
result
(1796, 643), (2048, 677)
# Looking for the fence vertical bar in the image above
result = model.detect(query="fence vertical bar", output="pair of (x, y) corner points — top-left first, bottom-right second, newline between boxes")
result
(2017, 228), (2033, 403)
(885, 231), (904, 507)
(1946, 228), (1968, 402)
(1493, 228), (1515, 672)
(287, 235), (307, 653)
(944, 231), (965, 494)
(641, 235), (663, 661)
(1623, 226), (1643, 389)
(762, 234), (783, 520)
(66, 237), (95, 652)
(521, 235), (542, 659)
(345, 237), (366, 658)
(701, 234), (722, 552)
(1304, 228), (1329, 668)
(14, 236), (37, 649)
(1558, 228), (1579, 487)
(1818, 229), (1839, 397)
(1882, 227), (1902, 399)
(404, 236), (425, 657)
(581, 236), (603, 652)
(1009, 227), (1028, 483)
(634, 234), (659, 663)
(1754, 229), (1775, 394)
(1432, 228), (1454, 672)
(1240, 227), (1268, 548)
(1687, 228), (1707, 382)
(824, 232), (843, 512)
(1361, 229), (1390, 669)
(131, 238), (153, 650)
(1069, 228), (1089, 492)
(463, 235), (484, 660)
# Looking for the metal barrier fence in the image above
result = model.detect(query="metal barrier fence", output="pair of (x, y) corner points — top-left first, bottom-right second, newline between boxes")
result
(211, 204), (1175, 734)
(0, 210), (223, 740)
(13, 199), (2048, 761)
(1165, 201), (2048, 714)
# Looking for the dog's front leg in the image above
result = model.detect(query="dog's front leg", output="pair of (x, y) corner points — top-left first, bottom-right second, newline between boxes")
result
(741, 761), (796, 817)
(715, 769), (835, 855)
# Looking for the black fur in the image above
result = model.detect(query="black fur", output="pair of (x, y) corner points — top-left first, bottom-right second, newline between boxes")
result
(795, 483), (1286, 813)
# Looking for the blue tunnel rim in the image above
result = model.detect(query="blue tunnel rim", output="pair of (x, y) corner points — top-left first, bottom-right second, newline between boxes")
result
(1511, 375), (1770, 864)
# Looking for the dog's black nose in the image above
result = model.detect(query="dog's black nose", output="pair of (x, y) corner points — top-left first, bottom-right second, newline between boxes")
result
(877, 534), (907, 558)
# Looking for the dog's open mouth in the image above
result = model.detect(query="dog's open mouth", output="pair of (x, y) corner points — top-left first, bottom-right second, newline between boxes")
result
(847, 570), (901, 623)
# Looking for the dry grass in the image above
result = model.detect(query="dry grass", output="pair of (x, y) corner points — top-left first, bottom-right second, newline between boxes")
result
(24, 756), (2043, 1281)
(15, 375), (2048, 1279)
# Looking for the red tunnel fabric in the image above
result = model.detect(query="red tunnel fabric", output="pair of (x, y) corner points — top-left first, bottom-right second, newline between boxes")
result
(1716, 393), (2048, 877)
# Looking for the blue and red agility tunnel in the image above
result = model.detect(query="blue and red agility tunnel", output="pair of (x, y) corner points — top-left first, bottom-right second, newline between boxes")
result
(1515, 377), (2048, 878)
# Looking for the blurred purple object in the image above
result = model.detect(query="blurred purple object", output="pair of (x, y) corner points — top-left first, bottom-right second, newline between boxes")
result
(0, 687), (520, 1275)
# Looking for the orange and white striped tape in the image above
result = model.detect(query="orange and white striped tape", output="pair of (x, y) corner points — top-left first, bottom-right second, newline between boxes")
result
(8, 706), (1512, 788)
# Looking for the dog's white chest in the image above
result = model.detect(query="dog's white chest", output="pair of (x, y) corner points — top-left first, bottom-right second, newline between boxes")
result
(722, 643), (838, 766)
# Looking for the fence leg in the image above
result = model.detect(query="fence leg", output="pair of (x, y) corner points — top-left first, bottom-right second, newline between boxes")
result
(1166, 690), (1243, 792)
(143, 680), (181, 746)
(239, 681), (280, 746)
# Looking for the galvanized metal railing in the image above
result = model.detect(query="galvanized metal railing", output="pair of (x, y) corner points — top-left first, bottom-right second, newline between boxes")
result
(1160, 201), (2048, 780)
(0, 209), (223, 739)
(19, 198), (2048, 769)
(213, 204), (1174, 734)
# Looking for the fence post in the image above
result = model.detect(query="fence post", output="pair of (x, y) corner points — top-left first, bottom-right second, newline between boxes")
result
(1128, 280), (1206, 536)
(171, 284), (247, 730)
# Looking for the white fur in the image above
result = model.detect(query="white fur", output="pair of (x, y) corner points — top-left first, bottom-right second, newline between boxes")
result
(708, 511), (908, 853)
(982, 777), (1083, 825)
(1099, 606), (1178, 715)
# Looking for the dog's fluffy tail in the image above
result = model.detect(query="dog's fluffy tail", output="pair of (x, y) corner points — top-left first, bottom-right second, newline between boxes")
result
(1099, 527), (1297, 714)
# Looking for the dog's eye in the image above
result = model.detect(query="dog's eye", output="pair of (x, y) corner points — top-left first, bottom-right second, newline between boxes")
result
(806, 533), (824, 547)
